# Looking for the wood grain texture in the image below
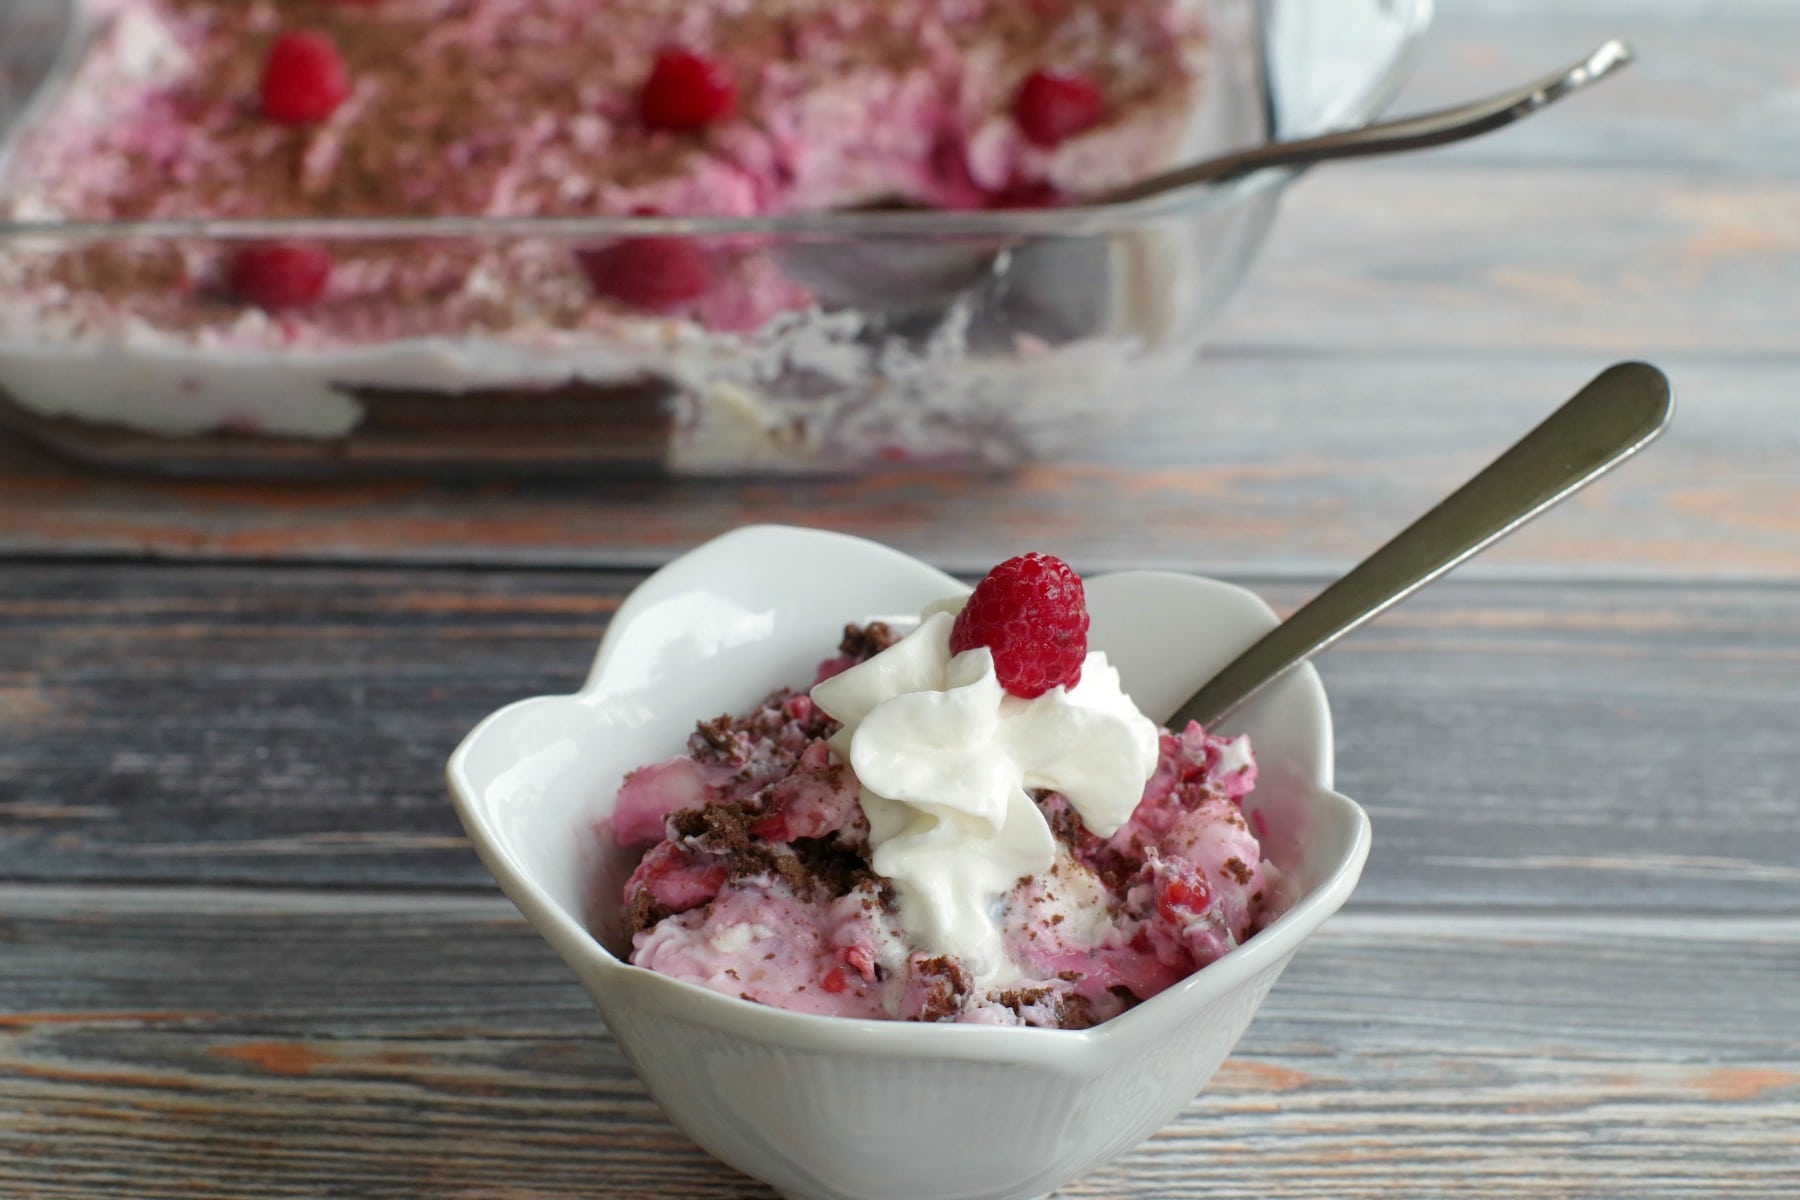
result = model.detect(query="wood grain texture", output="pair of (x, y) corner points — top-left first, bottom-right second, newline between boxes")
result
(0, 352), (1795, 579)
(2, 563), (1797, 914)
(1, 3), (1793, 1194)
(0, 4), (1794, 577)
(1, 887), (1795, 1200)
(1384, 0), (1800, 176)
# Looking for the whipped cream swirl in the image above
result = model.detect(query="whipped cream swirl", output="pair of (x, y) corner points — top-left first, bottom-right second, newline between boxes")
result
(810, 601), (1160, 985)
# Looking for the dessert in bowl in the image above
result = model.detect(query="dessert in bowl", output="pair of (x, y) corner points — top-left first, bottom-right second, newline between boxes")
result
(447, 525), (1370, 1200)
(0, 0), (1431, 475)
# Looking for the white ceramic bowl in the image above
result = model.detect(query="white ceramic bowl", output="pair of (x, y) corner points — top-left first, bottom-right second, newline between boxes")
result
(448, 526), (1370, 1200)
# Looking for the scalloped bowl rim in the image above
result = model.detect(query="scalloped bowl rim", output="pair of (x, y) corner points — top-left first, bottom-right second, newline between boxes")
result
(448, 525), (1370, 1066)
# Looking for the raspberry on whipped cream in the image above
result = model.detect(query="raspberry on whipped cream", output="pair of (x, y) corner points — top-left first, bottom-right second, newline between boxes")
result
(608, 558), (1283, 1029)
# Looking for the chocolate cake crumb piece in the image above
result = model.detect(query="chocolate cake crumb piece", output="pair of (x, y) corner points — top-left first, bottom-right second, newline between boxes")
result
(912, 955), (974, 1023)
(725, 968), (740, 980)
(1094, 855), (1140, 896)
(1041, 800), (1085, 848)
(625, 888), (674, 938)
(740, 992), (756, 1002)
(994, 985), (1053, 1011)
(1107, 985), (1138, 1006)
(1251, 890), (1264, 904)
(1178, 784), (1214, 812)
(666, 803), (784, 888)
(789, 836), (877, 898)
(669, 804), (756, 860)
(1057, 993), (1099, 1030)
(839, 622), (898, 661)
(692, 714), (738, 754)
(1057, 970), (1083, 982)
(1050, 913), (1065, 925)
(1224, 856), (1252, 886)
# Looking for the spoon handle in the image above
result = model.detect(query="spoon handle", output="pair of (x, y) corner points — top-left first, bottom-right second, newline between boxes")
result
(1102, 40), (1633, 205)
(1170, 361), (1673, 731)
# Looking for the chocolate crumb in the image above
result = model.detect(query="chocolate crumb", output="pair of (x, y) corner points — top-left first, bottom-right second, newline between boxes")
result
(1224, 856), (1252, 886)
(788, 835), (877, 899)
(911, 955), (973, 1022)
(993, 985), (1052, 1010)
(839, 622), (898, 661)
(1057, 993), (1099, 1030)
(625, 888), (674, 938)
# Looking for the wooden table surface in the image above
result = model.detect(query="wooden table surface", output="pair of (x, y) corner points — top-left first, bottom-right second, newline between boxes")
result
(3, 2), (1797, 1197)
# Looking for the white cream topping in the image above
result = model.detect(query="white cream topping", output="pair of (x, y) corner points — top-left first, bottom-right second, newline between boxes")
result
(810, 602), (1160, 985)
(1212, 733), (1254, 776)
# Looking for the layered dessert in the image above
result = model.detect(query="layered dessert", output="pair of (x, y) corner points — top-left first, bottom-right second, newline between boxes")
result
(0, 0), (1231, 473)
(607, 554), (1282, 1028)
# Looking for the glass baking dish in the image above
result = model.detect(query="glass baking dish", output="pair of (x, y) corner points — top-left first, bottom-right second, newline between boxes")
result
(0, 0), (1431, 477)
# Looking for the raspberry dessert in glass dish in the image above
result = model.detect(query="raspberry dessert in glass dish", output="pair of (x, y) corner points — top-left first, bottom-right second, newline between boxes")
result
(0, 0), (1430, 475)
(609, 552), (1284, 1028)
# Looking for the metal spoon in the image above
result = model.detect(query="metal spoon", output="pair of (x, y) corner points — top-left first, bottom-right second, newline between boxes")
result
(0, 0), (78, 131)
(1097, 39), (1634, 206)
(1170, 361), (1673, 731)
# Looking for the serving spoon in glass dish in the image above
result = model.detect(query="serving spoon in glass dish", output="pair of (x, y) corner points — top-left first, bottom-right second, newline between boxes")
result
(1172, 361), (1673, 731)
(1094, 38), (1634, 206)
(782, 40), (1634, 328)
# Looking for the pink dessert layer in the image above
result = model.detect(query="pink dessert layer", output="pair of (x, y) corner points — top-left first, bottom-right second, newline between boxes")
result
(608, 624), (1283, 1030)
(0, 0), (1208, 340)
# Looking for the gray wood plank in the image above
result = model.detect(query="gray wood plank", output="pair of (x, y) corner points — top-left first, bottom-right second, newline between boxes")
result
(1218, 167), (1800, 358)
(1, 352), (1795, 579)
(0, 887), (1793, 1199)
(1, 564), (1797, 914)
(1, 0), (1795, 578)
(1381, 0), (1800, 176)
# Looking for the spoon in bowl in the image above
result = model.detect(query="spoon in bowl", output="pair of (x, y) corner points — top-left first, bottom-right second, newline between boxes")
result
(1170, 361), (1673, 730)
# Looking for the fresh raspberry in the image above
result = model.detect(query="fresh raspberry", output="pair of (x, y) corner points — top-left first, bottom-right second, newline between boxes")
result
(949, 552), (1089, 698)
(819, 967), (851, 995)
(638, 48), (736, 131)
(577, 238), (712, 310)
(229, 242), (332, 310)
(632, 842), (727, 913)
(749, 813), (790, 842)
(985, 179), (1064, 209)
(1156, 875), (1212, 924)
(1013, 69), (1104, 147)
(260, 31), (350, 125)
(837, 944), (876, 982)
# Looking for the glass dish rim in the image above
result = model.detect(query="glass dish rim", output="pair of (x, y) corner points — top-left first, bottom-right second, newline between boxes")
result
(0, 0), (1432, 244)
